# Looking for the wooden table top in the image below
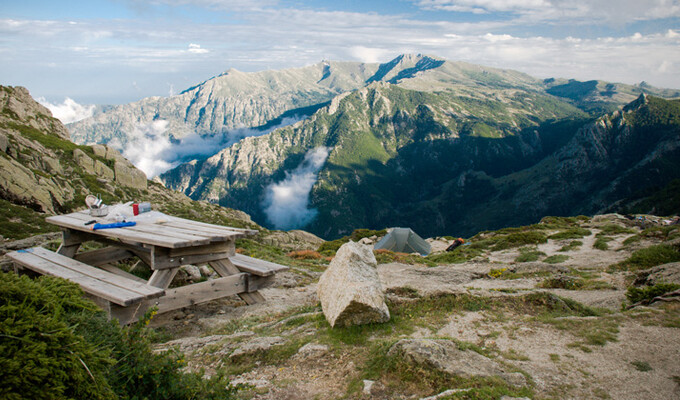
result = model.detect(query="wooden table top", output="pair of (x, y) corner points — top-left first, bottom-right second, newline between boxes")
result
(46, 210), (258, 249)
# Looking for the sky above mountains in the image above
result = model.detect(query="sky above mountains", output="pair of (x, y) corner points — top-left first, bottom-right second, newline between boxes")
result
(2, 0), (679, 107)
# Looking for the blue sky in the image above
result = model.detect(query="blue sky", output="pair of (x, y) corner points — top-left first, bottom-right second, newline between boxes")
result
(2, 0), (679, 106)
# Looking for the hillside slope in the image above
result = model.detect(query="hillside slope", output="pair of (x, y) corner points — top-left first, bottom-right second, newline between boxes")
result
(0, 85), (258, 240)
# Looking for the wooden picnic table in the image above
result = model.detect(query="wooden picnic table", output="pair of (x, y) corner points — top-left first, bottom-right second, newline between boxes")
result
(8, 209), (287, 324)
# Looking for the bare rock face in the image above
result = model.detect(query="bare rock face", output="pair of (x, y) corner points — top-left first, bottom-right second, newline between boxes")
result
(317, 241), (390, 327)
(388, 339), (526, 387)
(114, 159), (148, 189)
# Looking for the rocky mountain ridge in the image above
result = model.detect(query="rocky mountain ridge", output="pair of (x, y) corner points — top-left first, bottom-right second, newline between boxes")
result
(68, 54), (671, 150)
(160, 78), (680, 239)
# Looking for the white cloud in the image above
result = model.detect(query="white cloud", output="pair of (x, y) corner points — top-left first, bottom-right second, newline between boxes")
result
(262, 147), (330, 230)
(348, 46), (393, 63)
(37, 97), (95, 124)
(110, 116), (305, 178)
(188, 43), (208, 53)
(416, 0), (680, 25)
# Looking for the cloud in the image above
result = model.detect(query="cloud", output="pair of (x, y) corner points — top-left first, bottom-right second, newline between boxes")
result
(262, 147), (330, 230)
(110, 115), (305, 178)
(187, 43), (208, 53)
(110, 120), (174, 178)
(414, 0), (680, 24)
(37, 97), (95, 124)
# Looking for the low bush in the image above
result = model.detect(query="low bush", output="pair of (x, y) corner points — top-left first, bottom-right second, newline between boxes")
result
(626, 283), (680, 305)
(490, 231), (548, 251)
(544, 255), (569, 264)
(613, 244), (680, 271)
(0, 272), (239, 400)
(287, 250), (323, 260)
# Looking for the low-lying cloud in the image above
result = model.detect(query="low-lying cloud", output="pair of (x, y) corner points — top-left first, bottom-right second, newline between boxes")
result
(38, 97), (95, 124)
(110, 116), (304, 178)
(262, 147), (331, 230)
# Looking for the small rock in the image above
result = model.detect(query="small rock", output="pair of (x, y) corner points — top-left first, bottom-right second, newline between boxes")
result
(362, 380), (374, 395)
(199, 265), (213, 277)
(359, 237), (373, 245)
(294, 343), (329, 360)
(182, 265), (202, 281)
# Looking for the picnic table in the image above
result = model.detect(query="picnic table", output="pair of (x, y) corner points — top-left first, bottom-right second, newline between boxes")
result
(7, 209), (288, 324)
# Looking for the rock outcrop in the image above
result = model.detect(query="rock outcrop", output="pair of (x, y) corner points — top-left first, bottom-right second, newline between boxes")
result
(388, 339), (526, 387)
(317, 241), (390, 327)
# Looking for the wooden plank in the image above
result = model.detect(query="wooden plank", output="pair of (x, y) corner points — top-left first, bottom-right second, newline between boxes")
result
(149, 246), (235, 270)
(99, 265), (147, 284)
(74, 247), (133, 266)
(209, 258), (264, 305)
(168, 241), (234, 257)
(109, 274), (249, 324)
(23, 247), (164, 300)
(151, 274), (248, 313)
(229, 253), (289, 277)
(8, 250), (149, 306)
(161, 217), (257, 236)
(46, 214), (191, 248)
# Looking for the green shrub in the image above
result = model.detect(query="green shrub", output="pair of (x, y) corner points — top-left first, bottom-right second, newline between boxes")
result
(0, 273), (239, 400)
(539, 275), (583, 290)
(558, 240), (583, 252)
(544, 255), (569, 264)
(491, 231), (548, 251)
(0, 273), (117, 400)
(596, 224), (636, 236)
(626, 283), (680, 305)
(614, 244), (680, 271)
(515, 247), (546, 262)
(593, 237), (612, 250)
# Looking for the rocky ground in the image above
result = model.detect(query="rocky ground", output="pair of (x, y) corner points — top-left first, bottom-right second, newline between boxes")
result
(4, 214), (679, 399)
(144, 214), (680, 400)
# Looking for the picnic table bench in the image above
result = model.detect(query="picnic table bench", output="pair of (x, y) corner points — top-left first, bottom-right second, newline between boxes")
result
(7, 209), (289, 324)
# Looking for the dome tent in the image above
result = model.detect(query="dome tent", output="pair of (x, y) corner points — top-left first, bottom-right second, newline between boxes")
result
(373, 227), (431, 256)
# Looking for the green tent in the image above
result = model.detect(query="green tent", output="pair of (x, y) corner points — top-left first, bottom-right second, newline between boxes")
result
(374, 227), (431, 256)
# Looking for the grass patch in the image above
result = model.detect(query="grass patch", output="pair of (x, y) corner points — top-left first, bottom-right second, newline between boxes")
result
(594, 236), (613, 250)
(548, 315), (620, 349)
(596, 224), (636, 236)
(544, 254), (569, 264)
(539, 275), (584, 290)
(622, 235), (642, 246)
(427, 245), (484, 264)
(558, 240), (583, 252)
(612, 244), (680, 271)
(631, 361), (653, 372)
(515, 247), (546, 262)
(375, 249), (434, 266)
(317, 228), (387, 256)
(0, 198), (59, 240)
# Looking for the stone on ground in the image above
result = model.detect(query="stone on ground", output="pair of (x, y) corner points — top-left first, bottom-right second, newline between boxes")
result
(317, 241), (390, 327)
(388, 339), (526, 387)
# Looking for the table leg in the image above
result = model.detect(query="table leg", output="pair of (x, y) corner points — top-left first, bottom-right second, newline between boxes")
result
(56, 229), (87, 257)
(210, 258), (265, 305)
(148, 269), (179, 289)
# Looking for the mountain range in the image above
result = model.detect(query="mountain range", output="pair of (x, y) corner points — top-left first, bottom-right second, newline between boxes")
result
(66, 54), (680, 239)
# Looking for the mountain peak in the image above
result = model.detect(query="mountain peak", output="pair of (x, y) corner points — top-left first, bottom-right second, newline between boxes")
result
(366, 53), (445, 84)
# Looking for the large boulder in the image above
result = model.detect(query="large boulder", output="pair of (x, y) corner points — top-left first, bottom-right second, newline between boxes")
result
(317, 241), (390, 327)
